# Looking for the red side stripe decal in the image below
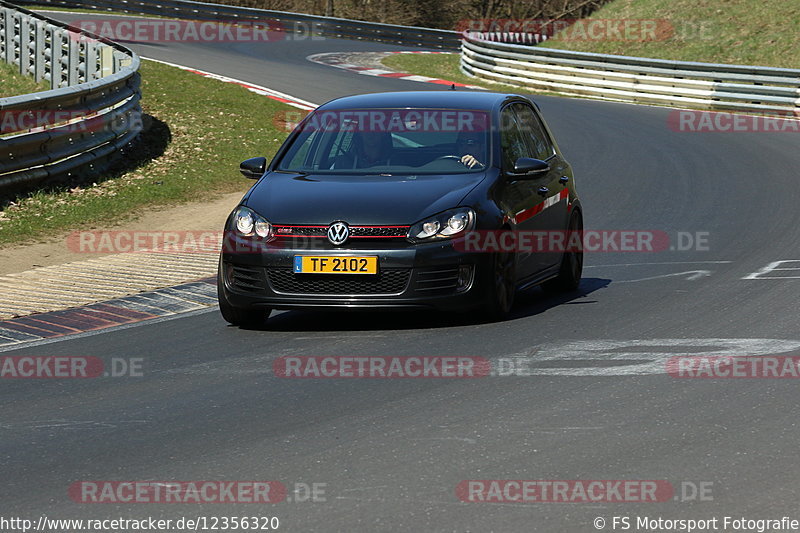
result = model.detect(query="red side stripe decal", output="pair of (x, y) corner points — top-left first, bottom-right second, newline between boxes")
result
(513, 188), (569, 224)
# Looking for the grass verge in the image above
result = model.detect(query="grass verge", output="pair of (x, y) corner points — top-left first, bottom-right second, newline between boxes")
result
(540, 0), (799, 69)
(0, 61), (51, 97)
(0, 59), (292, 246)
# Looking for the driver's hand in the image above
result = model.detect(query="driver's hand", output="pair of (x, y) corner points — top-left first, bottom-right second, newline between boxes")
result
(460, 154), (480, 168)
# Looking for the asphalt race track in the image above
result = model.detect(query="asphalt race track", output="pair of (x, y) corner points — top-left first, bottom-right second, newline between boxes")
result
(4, 12), (800, 532)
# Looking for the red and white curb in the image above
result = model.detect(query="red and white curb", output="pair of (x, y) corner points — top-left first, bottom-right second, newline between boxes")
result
(143, 57), (318, 110)
(307, 51), (486, 90)
(0, 278), (217, 351)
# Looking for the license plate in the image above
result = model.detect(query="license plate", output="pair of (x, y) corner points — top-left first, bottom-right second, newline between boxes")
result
(294, 256), (378, 275)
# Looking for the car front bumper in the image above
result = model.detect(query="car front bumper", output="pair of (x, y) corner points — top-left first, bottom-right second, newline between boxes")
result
(218, 237), (492, 312)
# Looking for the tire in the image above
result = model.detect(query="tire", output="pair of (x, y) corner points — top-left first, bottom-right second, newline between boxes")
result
(217, 270), (271, 327)
(543, 210), (583, 293)
(482, 249), (516, 321)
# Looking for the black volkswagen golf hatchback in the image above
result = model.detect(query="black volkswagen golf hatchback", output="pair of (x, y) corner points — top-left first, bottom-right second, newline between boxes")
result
(218, 91), (582, 326)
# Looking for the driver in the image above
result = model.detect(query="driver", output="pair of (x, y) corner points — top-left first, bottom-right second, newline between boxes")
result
(333, 130), (393, 169)
(455, 132), (485, 168)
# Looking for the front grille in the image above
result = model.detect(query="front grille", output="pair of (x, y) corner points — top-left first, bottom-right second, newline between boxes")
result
(351, 226), (408, 238)
(273, 225), (408, 240)
(274, 226), (326, 237)
(267, 269), (410, 295)
(229, 264), (267, 292)
(414, 266), (461, 292)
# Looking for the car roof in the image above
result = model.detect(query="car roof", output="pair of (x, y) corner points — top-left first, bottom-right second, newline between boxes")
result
(317, 91), (530, 111)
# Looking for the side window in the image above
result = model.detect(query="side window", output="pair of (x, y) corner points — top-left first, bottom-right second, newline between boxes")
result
(500, 107), (531, 170)
(511, 103), (555, 161)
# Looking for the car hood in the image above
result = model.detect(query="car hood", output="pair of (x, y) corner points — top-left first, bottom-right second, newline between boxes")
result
(244, 172), (487, 225)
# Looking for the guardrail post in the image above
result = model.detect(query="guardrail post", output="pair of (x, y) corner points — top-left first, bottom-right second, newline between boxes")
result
(99, 44), (113, 77)
(4, 8), (14, 64)
(34, 19), (46, 82)
(10, 10), (19, 67)
(67, 27), (80, 85)
(86, 40), (98, 81)
(19, 13), (31, 76)
(113, 49), (131, 73)
(44, 24), (54, 88)
(1, 8), (8, 63)
(51, 27), (65, 88)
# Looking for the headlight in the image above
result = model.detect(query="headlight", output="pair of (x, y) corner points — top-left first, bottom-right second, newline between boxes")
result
(407, 208), (475, 242)
(231, 206), (274, 240)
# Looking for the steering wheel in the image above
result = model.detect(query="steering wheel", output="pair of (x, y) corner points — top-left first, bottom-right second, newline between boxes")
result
(433, 154), (485, 169)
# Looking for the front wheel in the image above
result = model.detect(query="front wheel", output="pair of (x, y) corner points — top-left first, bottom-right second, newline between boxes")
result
(481, 250), (516, 321)
(543, 210), (583, 293)
(217, 272), (271, 328)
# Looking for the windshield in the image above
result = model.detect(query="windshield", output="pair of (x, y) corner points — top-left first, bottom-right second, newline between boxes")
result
(276, 108), (491, 175)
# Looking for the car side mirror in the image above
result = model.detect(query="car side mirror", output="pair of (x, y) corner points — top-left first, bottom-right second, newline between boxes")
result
(240, 157), (267, 179)
(508, 157), (550, 178)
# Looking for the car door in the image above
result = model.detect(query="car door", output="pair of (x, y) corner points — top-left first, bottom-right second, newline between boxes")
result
(498, 104), (548, 280)
(510, 102), (570, 275)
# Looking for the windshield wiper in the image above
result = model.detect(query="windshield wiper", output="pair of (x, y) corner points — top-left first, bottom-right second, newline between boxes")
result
(274, 169), (309, 175)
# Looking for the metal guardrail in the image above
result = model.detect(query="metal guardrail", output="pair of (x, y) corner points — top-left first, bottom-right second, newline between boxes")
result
(461, 34), (800, 114)
(8, 0), (792, 196)
(0, 0), (141, 191)
(21, 0), (462, 50)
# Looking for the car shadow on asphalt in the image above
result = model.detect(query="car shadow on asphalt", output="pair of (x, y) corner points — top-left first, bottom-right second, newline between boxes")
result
(242, 277), (612, 332)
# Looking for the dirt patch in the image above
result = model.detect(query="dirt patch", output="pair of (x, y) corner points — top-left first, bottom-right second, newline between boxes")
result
(0, 191), (245, 276)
